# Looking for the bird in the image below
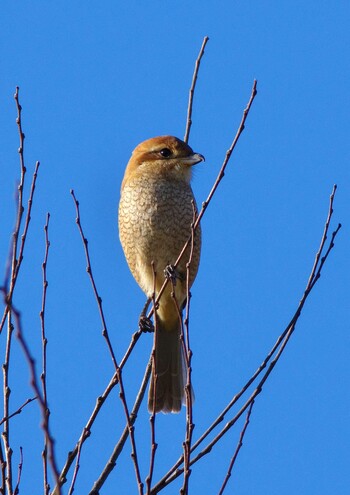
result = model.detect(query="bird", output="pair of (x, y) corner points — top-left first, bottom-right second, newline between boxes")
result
(118, 135), (204, 413)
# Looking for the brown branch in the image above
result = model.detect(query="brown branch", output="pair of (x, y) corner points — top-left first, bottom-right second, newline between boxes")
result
(12, 304), (61, 494)
(218, 401), (254, 495)
(2, 87), (26, 296)
(180, 201), (197, 495)
(0, 440), (4, 494)
(150, 185), (340, 493)
(1, 161), (40, 493)
(0, 88), (40, 494)
(147, 79), (258, 327)
(70, 190), (118, 371)
(67, 426), (87, 495)
(184, 36), (209, 144)
(0, 397), (37, 427)
(53, 326), (147, 493)
(145, 263), (159, 495)
(13, 446), (23, 495)
(0, 89), (40, 335)
(0, 162), (40, 335)
(307, 185), (337, 288)
(2, 313), (14, 494)
(70, 190), (144, 495)
(89, 361), (152, 495)
(40, 213), (51, 495)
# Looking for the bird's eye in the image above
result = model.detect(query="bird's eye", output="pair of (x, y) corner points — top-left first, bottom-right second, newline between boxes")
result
(159, 148), (172, 158)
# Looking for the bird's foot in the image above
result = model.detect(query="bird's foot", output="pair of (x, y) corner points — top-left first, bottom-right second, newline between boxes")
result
(139, 314), (154, 333)
(164, 264), (179, 286)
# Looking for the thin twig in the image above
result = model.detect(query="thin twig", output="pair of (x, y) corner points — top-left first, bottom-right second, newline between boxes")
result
(1, 89), (40, 334)
(70, 190), (118, 370)
(180, 201), (197, 495)
(147, 80), (258, 325)
(70, 190), (144, 495)
(89, 361), (152, 495)
(13, 446), (23, 495)
(0, 397), (37, 427)
(0, 162), (40, 335)
(3, 313), (14, 495)
(2, 87), (26, 296)
(307, 185), (337, 288)
(40, 213), (51, 495)
(145, 263), (158, 495)
(53, 327), (146, 493)
(150, 186), (340, 493)
(188, 190), (341, 454)
(1, 159), (40, 494)
(218, 401), (254, 495)
(1, 87), (29, 495)
(12, 304), (61, 494)
(0, 440), (4, 494)
(184, 36), (209, 144)
(67, 426), (88, 495)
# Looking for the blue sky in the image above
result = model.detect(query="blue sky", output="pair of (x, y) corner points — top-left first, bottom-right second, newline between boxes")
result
(1, 1), (349, 494)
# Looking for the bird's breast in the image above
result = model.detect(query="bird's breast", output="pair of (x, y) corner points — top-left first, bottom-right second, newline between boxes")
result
(118, 176), (201, 295)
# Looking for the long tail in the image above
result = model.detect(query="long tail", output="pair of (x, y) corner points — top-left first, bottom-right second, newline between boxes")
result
(148, 321), (185, 413)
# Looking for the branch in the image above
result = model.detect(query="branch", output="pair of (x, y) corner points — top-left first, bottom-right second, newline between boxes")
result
(53, 325), (147, 492)
(218, 401), (254, 495)
(180, 202), (197, 495)
(70, 190), (144, 495)
(0, 397), (37, 427)
(148, 79), (258, 325)
(151, 185), (340, 493)
(89, 361), (152, 495)
(40, 213), (51, 495)
(13, 447), (23, 495)
(0, 88), (40, 334)
(145, 263), (159, 495)
(184, 36), (209, 144)
(2, 309), (14, 494)
(12, 304), (61, 494)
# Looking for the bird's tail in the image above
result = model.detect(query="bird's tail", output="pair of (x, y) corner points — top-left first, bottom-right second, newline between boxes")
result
(148, 320), (187, 413)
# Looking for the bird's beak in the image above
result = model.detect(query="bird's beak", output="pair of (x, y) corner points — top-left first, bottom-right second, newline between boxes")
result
(184, 152), (205, 166)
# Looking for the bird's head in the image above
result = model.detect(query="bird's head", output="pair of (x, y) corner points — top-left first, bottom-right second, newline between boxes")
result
(122, 136), (205, 188)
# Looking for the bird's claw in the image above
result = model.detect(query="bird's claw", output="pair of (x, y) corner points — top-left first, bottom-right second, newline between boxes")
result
(139, 315), (154, 333)
(164, 264), (179, 286)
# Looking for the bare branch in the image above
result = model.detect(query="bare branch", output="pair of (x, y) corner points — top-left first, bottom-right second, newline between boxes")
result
(70, 190), (119, 370)
(218, 401), (254, 495)
(0, 162), (40, 335)
(184, 36), (209, 144)
(54, 326), (147, 492)
(0, 89), (40, 334)
(12, 304), (61, 494)
(13, 446), (23, 495)
(145, 263), (159, 495)
(150, 185), (340, 493)
(0, 397), (37, 427)
(2, 313), (14, 494)
(40, 213), (51, 495)
(180, 201), (197, 495)
(70, 190), (144, 495)
(89, 361), (152, 495)
(147, 80), (258, 325)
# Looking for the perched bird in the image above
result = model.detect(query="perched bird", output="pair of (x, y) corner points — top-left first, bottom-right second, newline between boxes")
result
(118, 136), (204, 413)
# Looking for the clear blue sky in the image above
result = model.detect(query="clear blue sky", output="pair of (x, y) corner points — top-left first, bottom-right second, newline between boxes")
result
(1, 1), (349, 494)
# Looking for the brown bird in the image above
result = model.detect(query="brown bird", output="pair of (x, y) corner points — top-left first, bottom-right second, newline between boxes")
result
(118, 136), (204, 413)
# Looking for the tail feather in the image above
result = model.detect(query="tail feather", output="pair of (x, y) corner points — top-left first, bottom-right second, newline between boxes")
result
(148, 322), (184, 413)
